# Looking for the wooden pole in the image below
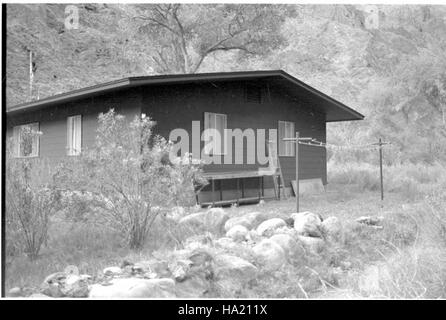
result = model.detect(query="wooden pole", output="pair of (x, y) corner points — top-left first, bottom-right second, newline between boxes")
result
(379, 138), (384, 201)
(296, 131), (300, 213)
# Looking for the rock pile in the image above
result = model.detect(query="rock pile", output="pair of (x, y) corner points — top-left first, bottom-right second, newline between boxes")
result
(19, 207), (358, 299)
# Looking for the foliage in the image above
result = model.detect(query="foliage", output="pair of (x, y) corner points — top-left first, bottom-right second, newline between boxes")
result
(131, 3), (290, 73)
(54, 109), (205, 250)
(5, 133), (61, 260)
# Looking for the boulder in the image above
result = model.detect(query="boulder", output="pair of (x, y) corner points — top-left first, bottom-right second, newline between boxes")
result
(174, 274), (211, 298)
(226, 225), (249, 242)
(269, 233), (304, 259)
(214, 254), (258, 282)
(321, 216), (343, 240)
(297, 235), (324, 254)
(41, 272), (91, 298)
(224, 211), (267, 231)
(246, 229), (262, 243)
(252, 239), (286, 270)
(215, 237), (238, 250)
(214, 254), (258, 297)
(292, 211), (323, 237)
(41, 272), (67, 298)
(179, 208), (229, 234)
(272, 226), (298, 237)
(256, 218), (287, 237)
(60, 274), (90, 297)
(103, 266), (122, 276)
(89, 278), (176, 298)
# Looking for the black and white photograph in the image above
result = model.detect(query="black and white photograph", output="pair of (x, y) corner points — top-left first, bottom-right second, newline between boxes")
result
(1, 0), (446, 303)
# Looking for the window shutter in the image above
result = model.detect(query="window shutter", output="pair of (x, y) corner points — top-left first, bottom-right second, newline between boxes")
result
(278, 121), (285, 156)
(67, 116), (73, 155)
(203, 112), (227, 155)
(31, 123), (39, 157)
(67, 115), (81, 155)
(74, 115), (82, 155)
(286, 122), (295, 156)
(278, 121), (295, 156)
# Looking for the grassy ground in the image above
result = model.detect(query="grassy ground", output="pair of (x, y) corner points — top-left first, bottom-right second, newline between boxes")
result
(5, 166), (446, 298)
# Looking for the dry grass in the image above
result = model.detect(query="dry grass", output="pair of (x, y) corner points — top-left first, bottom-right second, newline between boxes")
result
(328, 161), (446, 199)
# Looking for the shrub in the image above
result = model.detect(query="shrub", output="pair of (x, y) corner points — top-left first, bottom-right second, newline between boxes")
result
(55, 109), (205, 250)
(5, 133), (61, 260)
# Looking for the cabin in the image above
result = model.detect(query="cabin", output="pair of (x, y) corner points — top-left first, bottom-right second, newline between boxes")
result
(6, 70), (364, 206)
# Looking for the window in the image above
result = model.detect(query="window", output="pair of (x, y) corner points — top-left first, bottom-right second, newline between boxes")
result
(278, 121), (295, 156)
(13, 123), (40, 157)
(67, 115), (82, 156)
(245, 84), (262, 104)
(204, 112), (227, 155)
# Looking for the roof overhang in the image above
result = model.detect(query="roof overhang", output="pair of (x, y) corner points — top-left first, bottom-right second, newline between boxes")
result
(6, 70), (364, 122)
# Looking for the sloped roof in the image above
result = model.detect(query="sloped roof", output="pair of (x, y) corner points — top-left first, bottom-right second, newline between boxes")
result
(7, 70), (364, 122)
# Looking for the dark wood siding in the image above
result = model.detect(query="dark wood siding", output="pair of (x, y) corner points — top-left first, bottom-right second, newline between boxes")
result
(140, 81), (327, 188)
(6, 88), (142, 162)
(6, 81), (327, 192)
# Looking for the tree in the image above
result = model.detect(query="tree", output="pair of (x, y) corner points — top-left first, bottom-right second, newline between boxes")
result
(55, 110), (205, 250)
(132, 4), (289, 74)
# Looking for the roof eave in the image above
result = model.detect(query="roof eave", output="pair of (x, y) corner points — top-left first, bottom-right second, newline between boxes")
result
(6, 70), (365, 121)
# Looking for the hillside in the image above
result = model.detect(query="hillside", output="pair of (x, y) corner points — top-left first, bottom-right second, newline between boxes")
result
(6, 4), (446, 162)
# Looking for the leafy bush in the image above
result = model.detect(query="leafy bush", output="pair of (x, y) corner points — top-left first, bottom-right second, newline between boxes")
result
(5, 133), (61, 260)
(55, 109), (205, 250)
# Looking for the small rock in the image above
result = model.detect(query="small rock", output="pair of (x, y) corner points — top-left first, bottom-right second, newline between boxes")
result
(179, 208), (229, 234)
(297, 235), (324, 254)
(103, 266), (122, 276)
(170, 259), (192, 282)
(356, 216), (384, 226)
(214, 254), (258, 295)
(226, 225), (249, 242)
(214, 254), (258, 282)
(256, 218), (287, 237)
(269, 233), (304, 259)
(224, 216), (252, 232)
(224, 211), (267, 231)
(292, 211), (323, 237)
(89, 278), (176, 298)
(321, 216), (343, 240)
(8, 287), (22, 297)
(253, 239), (286, 270)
